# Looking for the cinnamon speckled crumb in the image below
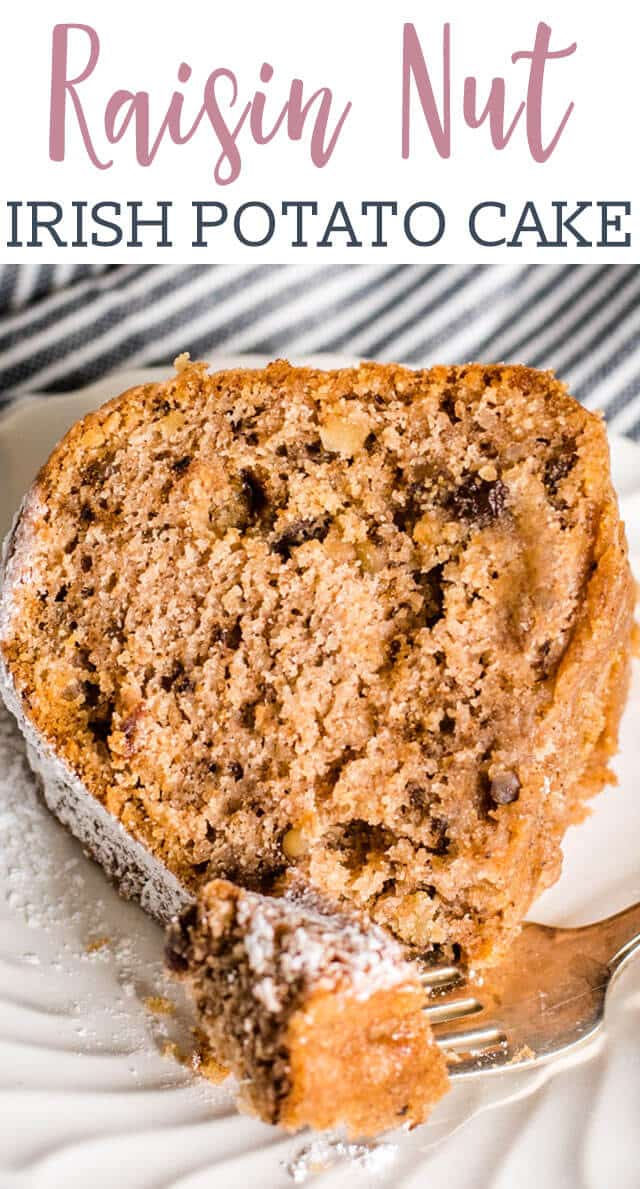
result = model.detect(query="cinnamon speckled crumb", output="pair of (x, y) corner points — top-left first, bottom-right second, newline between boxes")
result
(143, 995), (175, 1017)
(85, 935), (111, 953)
(190, 1030), (229, 1083)
(0, 359), (633, 967)
(162, 1034), (229, 1083)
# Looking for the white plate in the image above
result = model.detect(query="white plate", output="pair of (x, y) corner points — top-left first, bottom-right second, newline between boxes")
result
(1, 361), (639, 1189)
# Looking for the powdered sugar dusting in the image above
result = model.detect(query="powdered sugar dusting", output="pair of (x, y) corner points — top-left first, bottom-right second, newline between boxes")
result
(0, 692), (228, 1104)
(253, 974), (282, 1013)
(285, 1137), (397, 1182)
(1, 507), (192, 929)
(229, 887), (413, 1017)
(238, 896), (276, 974)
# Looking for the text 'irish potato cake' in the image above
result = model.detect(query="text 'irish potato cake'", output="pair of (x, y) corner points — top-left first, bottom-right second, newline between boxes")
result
(0, 359), (633, 964)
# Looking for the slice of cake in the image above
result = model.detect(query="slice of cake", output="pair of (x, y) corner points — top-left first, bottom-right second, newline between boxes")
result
(165, 878), (449, 1136)
(0, 359), (634, 963)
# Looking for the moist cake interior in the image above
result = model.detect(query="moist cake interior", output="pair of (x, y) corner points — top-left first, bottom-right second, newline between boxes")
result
(1, 359), (632, 964)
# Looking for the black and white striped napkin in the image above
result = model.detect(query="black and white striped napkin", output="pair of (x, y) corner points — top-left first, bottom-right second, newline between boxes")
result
(0, 263), (638, 439)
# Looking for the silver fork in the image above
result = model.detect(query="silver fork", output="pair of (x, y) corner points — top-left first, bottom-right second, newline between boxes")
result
(420, 902), (640, 1077)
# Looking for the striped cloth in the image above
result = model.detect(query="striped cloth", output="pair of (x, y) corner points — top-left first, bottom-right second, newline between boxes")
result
(0, 263), (639, 439)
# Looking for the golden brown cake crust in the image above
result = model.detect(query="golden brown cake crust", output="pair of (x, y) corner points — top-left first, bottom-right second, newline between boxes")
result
(0, 359), (634, 964)
(281, 983), (448, 1137)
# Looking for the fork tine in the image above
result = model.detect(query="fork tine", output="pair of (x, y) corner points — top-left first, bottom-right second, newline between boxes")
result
(419, 961), (485, 1028)
(423, 909), (640, 1079)
(435, 1023), (507, 1051)
(424, 995), (484, 1024)
(418, 964), (462, 989)
(419, 959), (510, 1058)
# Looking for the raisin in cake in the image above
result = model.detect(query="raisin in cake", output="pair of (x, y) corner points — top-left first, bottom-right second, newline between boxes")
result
(0, 359), (633, 963)
(165, 877), (448, 1136)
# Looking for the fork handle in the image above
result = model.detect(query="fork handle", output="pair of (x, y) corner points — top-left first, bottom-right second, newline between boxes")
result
(593, 900), (640, 971)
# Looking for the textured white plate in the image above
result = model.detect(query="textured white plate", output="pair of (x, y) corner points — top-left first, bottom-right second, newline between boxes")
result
(1, 360), (639, 1189)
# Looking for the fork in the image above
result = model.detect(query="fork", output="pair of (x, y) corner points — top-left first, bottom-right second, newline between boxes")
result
(419, 901), (640, 1077)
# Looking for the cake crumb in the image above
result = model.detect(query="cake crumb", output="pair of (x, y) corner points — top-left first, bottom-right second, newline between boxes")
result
(144, 994), (175, 1017)
(510, 1044), (536, 1063)
(161, 1039), (183, 1063)
(162, 1033), (228, 1083)
(165, 879), (448, 1137)
(85, 935), (110, 953)
(190, 1030), (229, 1083)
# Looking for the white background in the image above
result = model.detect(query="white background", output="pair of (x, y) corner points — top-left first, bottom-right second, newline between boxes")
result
(0, 0), (637, 261)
